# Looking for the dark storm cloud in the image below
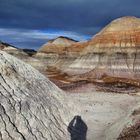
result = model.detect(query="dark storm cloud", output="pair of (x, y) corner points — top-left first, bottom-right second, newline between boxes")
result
(0, 0), (140, 48)
(1, 0), (140, 34)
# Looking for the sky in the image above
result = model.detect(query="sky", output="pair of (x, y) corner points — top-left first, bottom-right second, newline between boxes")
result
(0, 0), (140, 49)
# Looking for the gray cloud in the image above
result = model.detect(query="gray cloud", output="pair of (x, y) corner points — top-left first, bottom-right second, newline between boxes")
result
(0, 0), (140, 32)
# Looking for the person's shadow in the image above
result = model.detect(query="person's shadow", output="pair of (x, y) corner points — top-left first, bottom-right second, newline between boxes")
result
(68, 115), (88, 140)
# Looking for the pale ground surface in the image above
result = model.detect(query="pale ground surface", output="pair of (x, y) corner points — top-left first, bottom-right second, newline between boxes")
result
(67, 92), (140, 140)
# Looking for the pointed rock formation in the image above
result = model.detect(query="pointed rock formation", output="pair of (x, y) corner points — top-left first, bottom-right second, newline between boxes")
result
(0, 51), (71, 140)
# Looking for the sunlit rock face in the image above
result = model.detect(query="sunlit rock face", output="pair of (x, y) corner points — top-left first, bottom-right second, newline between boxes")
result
(68, 16), (140, 79)
(36, 36), (77, 57)
(0, 51), (71, 140)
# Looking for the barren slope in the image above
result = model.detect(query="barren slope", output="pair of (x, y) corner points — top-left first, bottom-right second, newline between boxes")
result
(0, 51), (71, 140)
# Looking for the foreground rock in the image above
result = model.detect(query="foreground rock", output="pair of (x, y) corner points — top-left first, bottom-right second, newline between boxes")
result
(0, 51), (71, 140)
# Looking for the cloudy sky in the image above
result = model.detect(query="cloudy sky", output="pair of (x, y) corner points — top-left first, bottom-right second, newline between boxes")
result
(0, 0), (140, 49)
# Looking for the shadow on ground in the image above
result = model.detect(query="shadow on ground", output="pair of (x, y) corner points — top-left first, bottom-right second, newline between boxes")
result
(68, 115), (88, 140)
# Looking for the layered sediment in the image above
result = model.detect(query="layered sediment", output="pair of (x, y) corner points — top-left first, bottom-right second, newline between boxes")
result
(35, 37), (88, 69)
(68, 16), (140, 79)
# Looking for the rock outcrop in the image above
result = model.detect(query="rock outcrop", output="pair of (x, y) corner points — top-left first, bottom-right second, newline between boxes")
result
(68, 16), (140, 79)
(0, 51), (71, 140)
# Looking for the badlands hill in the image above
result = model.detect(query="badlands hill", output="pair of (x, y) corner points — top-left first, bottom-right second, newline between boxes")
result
(37, 36), (89, 57)
(0, 41), (36, 58)
(35, 36), (88, 71)
(37, 36), (77, 56)
(68, 16), (140, 79)
(90, 16), (140, 48)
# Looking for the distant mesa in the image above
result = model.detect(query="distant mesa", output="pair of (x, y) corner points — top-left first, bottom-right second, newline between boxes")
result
(36, 36), (89, 61)
(38, 36), (78, 54)
(49, 36), (78, 43)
